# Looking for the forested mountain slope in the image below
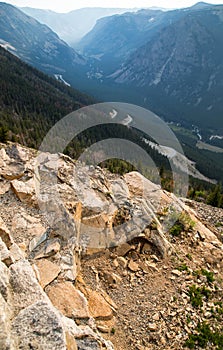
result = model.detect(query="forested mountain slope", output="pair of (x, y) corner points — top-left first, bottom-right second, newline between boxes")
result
(0, 46), (94, 147)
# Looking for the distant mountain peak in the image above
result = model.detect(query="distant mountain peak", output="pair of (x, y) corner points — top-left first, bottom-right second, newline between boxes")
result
(20, 7), (140, 45)
(191, 2), (212, 9)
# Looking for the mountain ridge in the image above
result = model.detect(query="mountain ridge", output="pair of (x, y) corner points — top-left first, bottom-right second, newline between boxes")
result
(0, 2), (88, 80)
(109, 5), (223, 131)
(75, 4), (223, 132)
(20, 6), (140, 45)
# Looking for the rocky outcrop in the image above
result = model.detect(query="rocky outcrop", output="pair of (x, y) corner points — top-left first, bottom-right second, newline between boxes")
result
(0, 227), (113, 350)
(0, 142), (222, 350)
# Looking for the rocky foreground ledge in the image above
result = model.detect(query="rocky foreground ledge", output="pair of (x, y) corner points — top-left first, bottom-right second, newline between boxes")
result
(0, 143), (222, 350)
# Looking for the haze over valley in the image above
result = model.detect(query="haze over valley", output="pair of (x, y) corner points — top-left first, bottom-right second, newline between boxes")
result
(0, 2), (223, 182)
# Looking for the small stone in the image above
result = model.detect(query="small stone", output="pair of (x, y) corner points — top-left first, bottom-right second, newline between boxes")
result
(138, 261), (150, 274)
(18, 243), (27, 252)
(128, 260), (139, 272)
(152, 313), (160, 321)
(97, 325), (110, 333)
(146, 263), (159, 272)
(103, 271), (122, 284)
(160, 336), (166, 345)
(151, 254), (159, 262)
(0, 237), (9, 258)
(116, 243), (133, 257)
(117, 256), (127, 269)
(166, 331), (172, 339)
(182, 292), (189, 299)
(113, 259), (119, 268)
(0, 148), (10, 164)
(169, 311), (177, 317)
(148, 323), (157, 331)
(0, 181), (10, 195)
(45, 239), (61, 256)
(172, 269), (182, 277)
(29, 231), (48, 253)
(34, 239), (61, 259)
(0, 217), (13, 249)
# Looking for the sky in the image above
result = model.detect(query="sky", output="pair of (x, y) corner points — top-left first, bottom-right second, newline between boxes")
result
(4, 0), (223, 12)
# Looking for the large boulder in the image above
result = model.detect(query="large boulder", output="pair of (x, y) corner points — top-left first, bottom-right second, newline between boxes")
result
(9, 260), (48, 313)
(11, 178), (36, 206)
(34, 259), (61, 288)
(87, 290), (114, 320)
(47, 282), (90, 319)
(12, 301), (67, 350)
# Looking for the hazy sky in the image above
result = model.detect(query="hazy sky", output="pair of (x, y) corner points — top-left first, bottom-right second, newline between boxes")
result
(5, 0), (223, 12)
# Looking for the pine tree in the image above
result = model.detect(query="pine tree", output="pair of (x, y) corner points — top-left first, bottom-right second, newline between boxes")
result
(207, 183), (222, 208)
(0, 125), (9, 143)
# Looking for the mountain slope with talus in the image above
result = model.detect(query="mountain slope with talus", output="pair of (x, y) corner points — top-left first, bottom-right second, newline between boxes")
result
(109, 5), (223, 131)
(76, 3), (223, 132)
(0, 142), (222, 349)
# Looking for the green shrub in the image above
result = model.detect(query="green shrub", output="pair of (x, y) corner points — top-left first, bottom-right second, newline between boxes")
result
(186, 253), (192, 261)
(177, 263), (189, 272)
(188, 285), (211, 308)
(184, 322), (223, 349)
(201, 269), (215, 284)
(169, 211), (195, 237)
(111, 327), (116, 334)
(180, 212), (196, 231)
(169, 223), (184, 236)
